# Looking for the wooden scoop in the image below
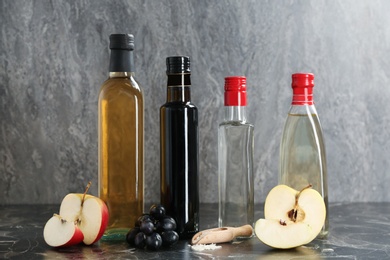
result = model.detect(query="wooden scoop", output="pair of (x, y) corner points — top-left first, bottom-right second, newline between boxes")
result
(191, 224), (253, 245)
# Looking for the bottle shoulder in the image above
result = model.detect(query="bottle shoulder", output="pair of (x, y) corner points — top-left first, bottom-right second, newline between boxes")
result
(219, 120), (254, 128)
(100, 76), (143, 96)
(161, 102), (198, 109)
(281, 113), (325, 143)
(284, 112), (322, 126)
(288, 104), (318, 115)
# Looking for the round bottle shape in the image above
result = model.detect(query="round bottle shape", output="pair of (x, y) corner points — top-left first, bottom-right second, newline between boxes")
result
(98, 34), (144, 240)
(218, 76), (254, 234)
(279, 73), (329, 238)
(160, 56), (199, 239)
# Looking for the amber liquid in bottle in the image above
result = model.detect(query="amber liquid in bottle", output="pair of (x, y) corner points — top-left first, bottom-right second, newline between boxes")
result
(98, 34), (144, 240)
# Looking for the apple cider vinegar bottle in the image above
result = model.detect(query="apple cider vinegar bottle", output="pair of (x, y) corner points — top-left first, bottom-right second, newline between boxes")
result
(279, 73), (328, 238)
(98, 34), (144, 240)
(218, 76), (254, 232)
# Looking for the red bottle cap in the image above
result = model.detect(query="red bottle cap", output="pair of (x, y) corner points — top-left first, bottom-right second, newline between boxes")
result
(291, 73), (314, 105)
(224, 76), (247, 106)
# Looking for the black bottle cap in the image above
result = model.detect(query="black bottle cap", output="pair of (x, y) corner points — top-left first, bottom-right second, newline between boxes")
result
(166, 56), (191, 74)
(109, 34), (134, 50)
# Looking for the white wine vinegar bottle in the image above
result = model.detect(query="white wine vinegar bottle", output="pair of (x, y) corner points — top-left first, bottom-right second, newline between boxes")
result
(218, 76), (254, 232)
(98, 34), (144, 240)
(279, 73), (328, 238)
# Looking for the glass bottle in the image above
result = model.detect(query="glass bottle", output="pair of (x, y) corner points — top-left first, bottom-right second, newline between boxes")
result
(279, 73), (328, 238)
(218, 76), (254, 232)
(160, 56), (199, 239)
(98, 34), (144, 240)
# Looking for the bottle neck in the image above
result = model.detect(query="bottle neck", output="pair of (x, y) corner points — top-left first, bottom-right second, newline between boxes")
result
(109, 71), (134, 78)
(291, 87), (313, 106)
(166, 73), (191, 102)
(289, 86), (317, 114)
(109, 49), (134, 73)
(288, 103), (318, 115)
(224, 106), (247, 122)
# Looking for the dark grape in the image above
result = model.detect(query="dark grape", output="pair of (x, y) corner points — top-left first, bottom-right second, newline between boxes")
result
(161, 230), (179, 247)
(140, 220), (155, 235)
(156, 216), (177, 233)
(145, 233), (163, 250)
(134, 232), (146, 249)
(149, 204), (166, 220)
(126, 227), (140, 245)
(136, 214), (155, 227)
(130, 205), (177, 250)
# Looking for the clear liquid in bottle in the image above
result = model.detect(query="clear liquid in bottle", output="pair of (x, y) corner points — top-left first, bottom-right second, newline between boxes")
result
(219, 121), (254, 228)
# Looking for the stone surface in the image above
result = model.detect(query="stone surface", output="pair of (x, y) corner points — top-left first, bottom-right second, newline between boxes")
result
(1, 203), (390, 259)
(1, 0), (390, 204)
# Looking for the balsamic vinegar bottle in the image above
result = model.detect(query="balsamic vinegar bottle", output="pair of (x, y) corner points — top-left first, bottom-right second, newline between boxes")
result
(160, 56), (199, 239)
(98, 34), (144, 240)
(218, 76), (254, 231)
(279, 73), (328, 238)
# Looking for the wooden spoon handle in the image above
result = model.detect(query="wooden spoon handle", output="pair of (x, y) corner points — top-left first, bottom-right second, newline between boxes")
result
(199, 230), (233, 244)
(191, 225), (253, 245)
(231, 224), (253, 238)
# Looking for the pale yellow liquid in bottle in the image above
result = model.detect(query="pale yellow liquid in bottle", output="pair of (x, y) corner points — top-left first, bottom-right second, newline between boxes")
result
(279, 113), (328, 238)
(98, 72), (144, 240)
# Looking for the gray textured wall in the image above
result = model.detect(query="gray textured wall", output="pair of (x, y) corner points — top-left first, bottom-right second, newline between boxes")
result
(1, 0), (390, 205)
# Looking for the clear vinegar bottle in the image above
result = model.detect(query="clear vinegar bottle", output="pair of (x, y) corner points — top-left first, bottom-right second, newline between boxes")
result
(218, 76), (254, 233)
(279, 73), (328, 238)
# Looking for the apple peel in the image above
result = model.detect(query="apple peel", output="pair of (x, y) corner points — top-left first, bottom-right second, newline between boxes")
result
(255, 184), (326, 249)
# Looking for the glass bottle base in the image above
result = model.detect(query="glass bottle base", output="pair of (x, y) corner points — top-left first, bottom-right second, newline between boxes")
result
(234, 233), (254, 241)
(101, 228), (128, 241)
(317, 229), (328, 239)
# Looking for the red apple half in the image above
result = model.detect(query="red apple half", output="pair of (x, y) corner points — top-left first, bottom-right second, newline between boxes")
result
(43, 214), (84, 247)
(59, 193), (109, 245)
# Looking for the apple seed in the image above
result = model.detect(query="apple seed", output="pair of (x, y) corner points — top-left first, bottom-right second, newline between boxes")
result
(53, 213), (67, 224)
(287, 184), (312, 223)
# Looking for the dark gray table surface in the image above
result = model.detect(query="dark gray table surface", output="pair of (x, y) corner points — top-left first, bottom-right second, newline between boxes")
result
(0, 203), (389, 259)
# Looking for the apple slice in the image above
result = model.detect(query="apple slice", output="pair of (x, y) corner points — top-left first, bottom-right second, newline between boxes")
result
(43, 214), (84, 247)
(59, 182), (109, 245)
(255, 184), (326, 249)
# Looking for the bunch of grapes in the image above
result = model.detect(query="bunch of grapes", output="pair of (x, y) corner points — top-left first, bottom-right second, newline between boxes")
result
(126, 204), (179, 250)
